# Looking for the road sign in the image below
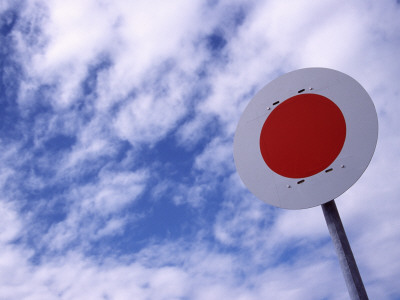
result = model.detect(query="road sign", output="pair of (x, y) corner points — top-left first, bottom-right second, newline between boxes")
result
(234, 68), (378, 209)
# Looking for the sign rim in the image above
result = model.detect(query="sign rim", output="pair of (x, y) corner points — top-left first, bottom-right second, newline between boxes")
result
(233, 67), (378, 209)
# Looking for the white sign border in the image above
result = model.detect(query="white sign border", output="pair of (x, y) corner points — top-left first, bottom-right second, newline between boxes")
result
(233, 68), (378, 209)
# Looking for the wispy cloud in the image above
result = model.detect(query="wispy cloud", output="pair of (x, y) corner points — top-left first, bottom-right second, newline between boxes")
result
(1, 0), (400, 299)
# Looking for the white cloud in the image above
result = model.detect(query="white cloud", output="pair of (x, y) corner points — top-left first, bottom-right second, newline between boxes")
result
(43, 168), (148, 250)
(16, 0), (208, 111)
(172, 182), (211, 207)
(114, 92), (187, 145)
(0, 201), (22, 244)
(17, 0), (118, 108)
(0, 239), (353, 300)
(0, 2), (11, 12)
(86, 169), (148, 214)
(2, 0), (400, 299)
(194, 137), (235, 176)
(176, 113), (214, 149)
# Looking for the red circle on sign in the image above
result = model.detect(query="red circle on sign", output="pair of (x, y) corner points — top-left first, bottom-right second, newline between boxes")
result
(260, 93), (346, 178)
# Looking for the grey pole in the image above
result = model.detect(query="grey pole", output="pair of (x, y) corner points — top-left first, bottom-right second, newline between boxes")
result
(321, 200), (369, 300)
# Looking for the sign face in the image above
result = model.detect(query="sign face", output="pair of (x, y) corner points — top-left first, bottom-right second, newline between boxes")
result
(233, 68), (378, 209)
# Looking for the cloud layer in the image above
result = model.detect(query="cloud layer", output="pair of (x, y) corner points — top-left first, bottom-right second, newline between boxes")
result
(1, 0), (400, 299)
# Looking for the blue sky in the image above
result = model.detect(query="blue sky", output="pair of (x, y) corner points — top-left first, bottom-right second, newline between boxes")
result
(1, 0), (400, 299)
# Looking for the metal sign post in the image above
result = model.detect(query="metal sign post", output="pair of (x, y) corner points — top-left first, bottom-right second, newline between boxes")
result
(233, 68), (378, 299)
(322, 200), (368, 300)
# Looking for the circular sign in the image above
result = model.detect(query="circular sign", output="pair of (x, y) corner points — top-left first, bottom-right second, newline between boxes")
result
(233, 68), (378, 209)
